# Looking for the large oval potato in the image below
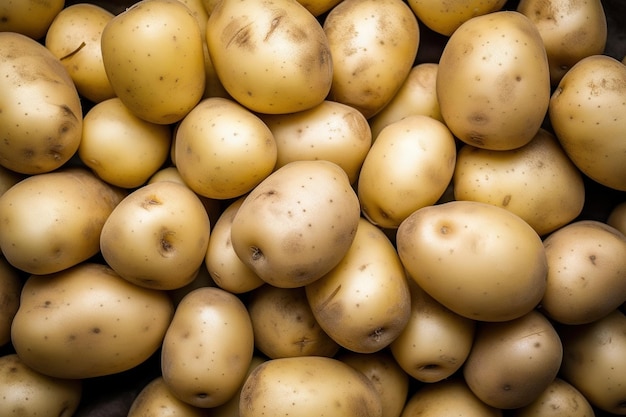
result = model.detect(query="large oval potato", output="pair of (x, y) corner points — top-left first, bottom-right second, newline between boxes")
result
(0, 32), (83, 174)
(437, 11), (550, 150)
(0, 168), (125, 275)
(549, 54), (626, 191)
(10, 263), (174, 379)
(396, 200), (547, 322)
(324, 0), (420, 118)
(230, 160), (361, 288)
(240, 356), (383, 417)
(101, 0), (206, 124)
(206, 0), (332, 114)
(100, 180), (211, 290)
(161, 286), (254, 408)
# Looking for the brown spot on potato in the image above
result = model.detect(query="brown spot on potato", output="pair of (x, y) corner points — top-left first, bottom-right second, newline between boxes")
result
(225, 20), (256, 52)
(502, 194), (511, 206)
(141, 195), (162, 209)
(250, 246), (263, 261)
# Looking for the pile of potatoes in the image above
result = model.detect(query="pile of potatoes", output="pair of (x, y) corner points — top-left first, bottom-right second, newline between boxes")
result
(0, 0), (626, 416)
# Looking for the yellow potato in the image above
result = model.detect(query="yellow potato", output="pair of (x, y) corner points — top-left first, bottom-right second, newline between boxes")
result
(79, 97), (172, 188)
(0, 32), (83, 174)
(437, 11), (550, 150)
(0, 257), (21, 346)
(206, 0), (333, 114)
(0, 168), (125, 275)
(100, 180), (211, 290)
(161, 287), (254, 408)
(127, 376), (207, 417)
(0, 354), (82, 417)
(101, 0), (206, 124)
(453, 128), (585, 236)
(296, 0), (343, 17)
(407, 0), (506, 36)
(324, 0), (420, 118)
(45, 3), (116, 103)
(368, 63), (443, 140)
(607, 201), (626, 236)
(306, 217), (411, 353)
(10, 262), (174, 379)
(396, 200), (547, 322)
(358, 115), (457, 229)
(240, 356), (383, 417)
(540, 220), (626, 325)
(0, 0), (64, 40)
(511, 378), (595, 417)
(230, 160), (361, 288)
(517, 0), (607, 85)
(549, 54), (626, 191)
(261, 100), (372, 184)
(174, 97), (277, 200)
(390, 280), (475, 383)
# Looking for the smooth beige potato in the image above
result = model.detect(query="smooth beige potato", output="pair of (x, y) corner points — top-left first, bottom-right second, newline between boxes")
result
(0, 257), (21, 347)
(396, 200), (547, 322)
(0, 0), (64, 40)
(0, 32), (83, 174)
(127, 376), (207, 417)
(0, 354), (82, 417)
(100, 181), (211, 290)
(390, 280), (475, 383)
(407, 0), (506, 36)
(161, 287), (254, 408)
(10, 263), (174, 379)
(540, 220), (626, 325)
(549, 54), (626, 191)
(45, 3), (116, 103)
(511, 378), (595, 417)
(453, 128), (585, 236)
(79, 97), (172, 188)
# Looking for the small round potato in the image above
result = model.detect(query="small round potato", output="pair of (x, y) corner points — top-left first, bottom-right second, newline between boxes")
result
(0, 354), (82, 417)
(45, 3), (116, 103)
(161, 286), (254, 408)
(511, 378), (595, 417)
(0, 0), (64, 40)
(10, 263), (174, 379)
(240, 356), (383, 417)
(79, 97), (172, 188)
(100, 180), (211, 290)
(174, 97), (278, 200)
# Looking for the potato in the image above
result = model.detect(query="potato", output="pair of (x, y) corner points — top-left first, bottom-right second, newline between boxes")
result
(100, 180), (211, 290)
(558, 309), (626, 415)
(261, 100), (372, 185)
(79, 97), (172, 188)
(453, 128), (585, 236)
(540, 220), (626, 325)
(463, 310), (563, 409)
(0, 168), (125, 275)
(407, 0), (506, 36)
(230, 160), (361, 288)
(0, 32), (83, 174)
(517, 0), (607, 85)
(247, 285), (340, 358)
(437, 11), (550, 150)
(161, 286), (254, 408)
(368, 63), (443, 140)
(337, 350), (410, 417)
(45, 3), (116, 103)
(549, 54), (626, 191)
(206, 0), (332, 114)
(127, 376), (207, 417)
(10, 262), (174, 379)
(296, 0), (342, 17)
(0, 257), (21, 347)
(0, 166), (23, 197)
(608, 201), (626, 236)
(0, 353), (82, 417)
(357, 115), (457, 229)
(390, 280), (475, 383)
(101, 0), (206, 124)
(305, 218), (411, 353)
(396, 200), (547, 322)
(511, 377), (595, 417)
(400, 377), (502, 417)
(323, 0), (420, 119)
(0, 0), (64, 40)
(240, 356), (383, 417)
(174, 97), (278, 200)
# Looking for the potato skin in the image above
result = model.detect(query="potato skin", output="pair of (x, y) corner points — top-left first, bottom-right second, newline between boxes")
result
(407, 0), (506, 36)
(437, 11), (550, 150)
(0, 32), (83, 174)
(10, 263), (174, 379)
(0, 0), (64, 40)
(511, 378), (595, 417)
(0, 258), (21, 347)
(127, 376), (207, 417)
(161, 287), (254, 408)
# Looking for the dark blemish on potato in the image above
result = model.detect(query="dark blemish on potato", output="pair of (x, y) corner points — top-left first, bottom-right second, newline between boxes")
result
(159, 230), (176, 256)
(502, 194), (511, 206)
(92, 327), (101, 334)
(67, 334), (76, 341)
(440, 224), (450, 234)
(315, 285), (342, 312)
(502, 384), (512, 391)
(250, 246), (263, 261)
(467, 133), (486, 147)
(225, 21), (255, 52)
(264, 14), (283, 42)
(418, 363), (440, 372)
(141, 195), (162, 209)
(468, 112), (489, 126)
(0, 16), (8, 23)
(59, 104), (78, 121)
(60, 42), (87, 61)
(589, 254), (597, 265)
(196, 392), (208, 399)
(369, 327), (384, 342)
